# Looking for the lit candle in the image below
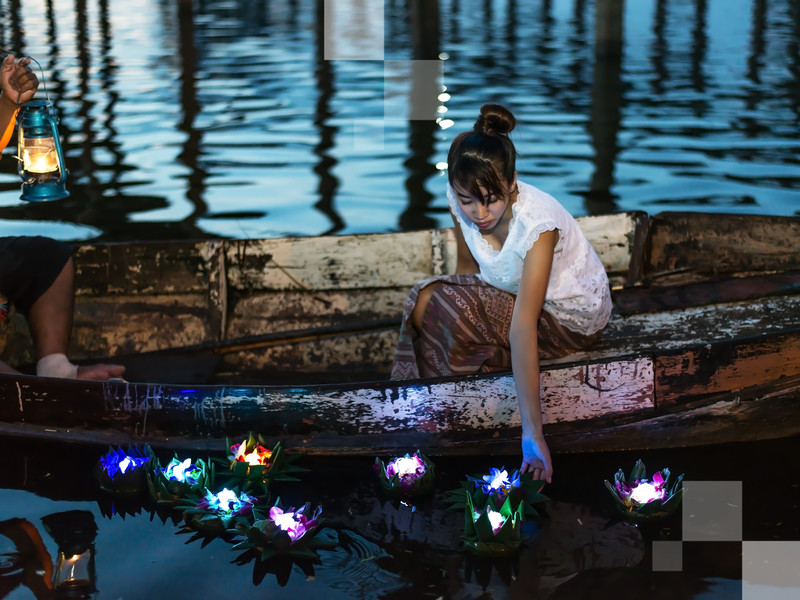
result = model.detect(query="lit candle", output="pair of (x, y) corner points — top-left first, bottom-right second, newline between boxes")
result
(23, 143), (59, 173)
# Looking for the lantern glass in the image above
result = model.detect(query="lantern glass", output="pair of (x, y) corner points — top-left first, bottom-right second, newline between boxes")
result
(20, 129), (60, 176)
(41, 510), (98, 598)
(54, 547), (95, 593)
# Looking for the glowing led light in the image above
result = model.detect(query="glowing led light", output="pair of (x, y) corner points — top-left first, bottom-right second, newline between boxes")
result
(100, 448), (150, 480)
(479, 468), (520, 496)
(630, 481), (666, 504)
(232, 438), (273, 466)
(162, 458), (201, 484)
(268, 504), (323, 543)
(375, 450), (435, 496)
(387, 455), (425, 479)
(604, 459), (685, 522)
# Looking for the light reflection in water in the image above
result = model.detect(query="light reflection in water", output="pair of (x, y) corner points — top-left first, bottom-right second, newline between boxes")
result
(1, 0), (799, 241)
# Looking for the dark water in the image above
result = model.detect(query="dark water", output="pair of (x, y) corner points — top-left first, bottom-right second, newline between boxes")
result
(1, 0), (800, 598)
(1, 435), (798, 599)
(0, 0), (799, 242)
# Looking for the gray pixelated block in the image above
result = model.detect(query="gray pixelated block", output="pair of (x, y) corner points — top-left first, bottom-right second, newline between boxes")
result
(742, 542), (800, 600)
(652, 540), (683, 572)
(384, 61), (443, 121)
(682, 480), (742, 542)
(323, 0), (384, 60)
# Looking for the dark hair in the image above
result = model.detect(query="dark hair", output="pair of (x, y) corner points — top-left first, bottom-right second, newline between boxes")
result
(447, 104), (518, 203)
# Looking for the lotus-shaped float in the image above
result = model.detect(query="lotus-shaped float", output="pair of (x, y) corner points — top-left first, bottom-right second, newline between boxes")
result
(94, 445), (156, 495)
(604, 459), (685, 522)
(374, 450), (435, 497)
(232, 497), (336, 561)
(463, 493), (525, 557)
(180, 487), (259, 536)
(147, 455), (213, 505)
(448, 466), (548, 516)
(215, 434), (304, 495)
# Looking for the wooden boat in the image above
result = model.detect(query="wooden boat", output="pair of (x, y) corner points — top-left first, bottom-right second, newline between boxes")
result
(1, 211), (799, 455)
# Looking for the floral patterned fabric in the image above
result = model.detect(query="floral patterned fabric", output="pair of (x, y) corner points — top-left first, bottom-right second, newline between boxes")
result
(391, 274), (599, 380)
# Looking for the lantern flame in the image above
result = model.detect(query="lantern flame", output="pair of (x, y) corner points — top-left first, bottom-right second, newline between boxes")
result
(22, 143), (59, 173)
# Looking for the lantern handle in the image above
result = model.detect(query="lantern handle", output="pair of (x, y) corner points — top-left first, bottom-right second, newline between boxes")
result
(18, 55), (51, 106)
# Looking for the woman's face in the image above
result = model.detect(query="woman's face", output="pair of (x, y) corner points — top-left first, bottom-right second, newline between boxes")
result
(453, 177), (516, 234)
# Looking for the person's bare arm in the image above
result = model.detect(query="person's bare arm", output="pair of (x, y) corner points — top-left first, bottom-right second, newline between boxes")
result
(450, 211), (480, 274)
(510, 228), (558, 483)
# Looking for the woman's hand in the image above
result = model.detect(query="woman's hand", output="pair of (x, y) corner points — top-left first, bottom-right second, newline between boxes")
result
(1, 54), (39, 106)
(520, 432), (553, 484)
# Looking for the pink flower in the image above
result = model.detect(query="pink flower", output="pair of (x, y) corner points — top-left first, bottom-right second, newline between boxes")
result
(269, 503), (322, 543)
(384, 454), (426, 491)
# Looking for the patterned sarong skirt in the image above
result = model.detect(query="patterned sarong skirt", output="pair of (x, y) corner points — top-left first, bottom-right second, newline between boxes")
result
(391, 274), (600, 380)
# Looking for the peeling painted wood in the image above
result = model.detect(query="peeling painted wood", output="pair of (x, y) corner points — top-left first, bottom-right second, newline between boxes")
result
(74, 240), (221, 295)
(0, 357), (652, 439)
(645, 212), (800, 283)
(225, 232), (437, 292)
(655, 331), (800, 407)
(0, 360), (800, 455)
(1, 210), (800, 455)
(547, 387), (800, 454)
(614, 270), (800, 315)
(4, 212), (646, 365)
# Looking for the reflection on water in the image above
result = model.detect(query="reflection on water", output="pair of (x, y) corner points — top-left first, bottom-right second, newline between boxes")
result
(0, 436), (798, 599)
(0, 0), (798, 242)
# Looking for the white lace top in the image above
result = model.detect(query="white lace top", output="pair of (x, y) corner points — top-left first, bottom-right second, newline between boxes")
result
(448, 181), (612, 336)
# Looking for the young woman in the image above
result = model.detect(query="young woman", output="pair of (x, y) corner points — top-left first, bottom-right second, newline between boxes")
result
(392, 104), (612, 483)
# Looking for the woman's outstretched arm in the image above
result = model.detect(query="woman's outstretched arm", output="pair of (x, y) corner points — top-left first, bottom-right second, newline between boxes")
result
(511, 229), (558, 483)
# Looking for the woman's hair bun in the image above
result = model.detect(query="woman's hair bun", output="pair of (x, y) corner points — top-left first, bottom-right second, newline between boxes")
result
(474, 103), (516, 136)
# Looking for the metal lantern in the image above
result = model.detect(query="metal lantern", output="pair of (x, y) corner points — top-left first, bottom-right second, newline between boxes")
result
(17, 98), (69, 202)
(41, 510), (97, 596)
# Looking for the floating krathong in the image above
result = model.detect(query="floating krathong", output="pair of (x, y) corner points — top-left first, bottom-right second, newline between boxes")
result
(463, 493), (525, 557)
(374, 450), (435, 496)
(232, 497), (337, 561)
(180, 488), (259, 536)
(447, 466), (548, 516)
(215, 434), (305, 495)
(604, 459), (685, 522)
(147, 455), (213, 505)
(94, 444), (155, 495)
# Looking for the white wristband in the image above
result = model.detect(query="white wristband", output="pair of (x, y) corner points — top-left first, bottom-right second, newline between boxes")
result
(36, 353), (79, 379)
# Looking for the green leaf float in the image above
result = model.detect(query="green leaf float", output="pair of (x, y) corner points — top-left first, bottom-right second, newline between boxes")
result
(232, 497), (337, 561)
(94, 444), (156, 495)
(214, 434), (305, 495)
(604, 458), (685, 522)
(446, 467), (548, 516)
(463, 493), (525, 557)
(147, 455), (214, 506)
(373, 450), (435, 497)
(179, 488), (259, 536)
